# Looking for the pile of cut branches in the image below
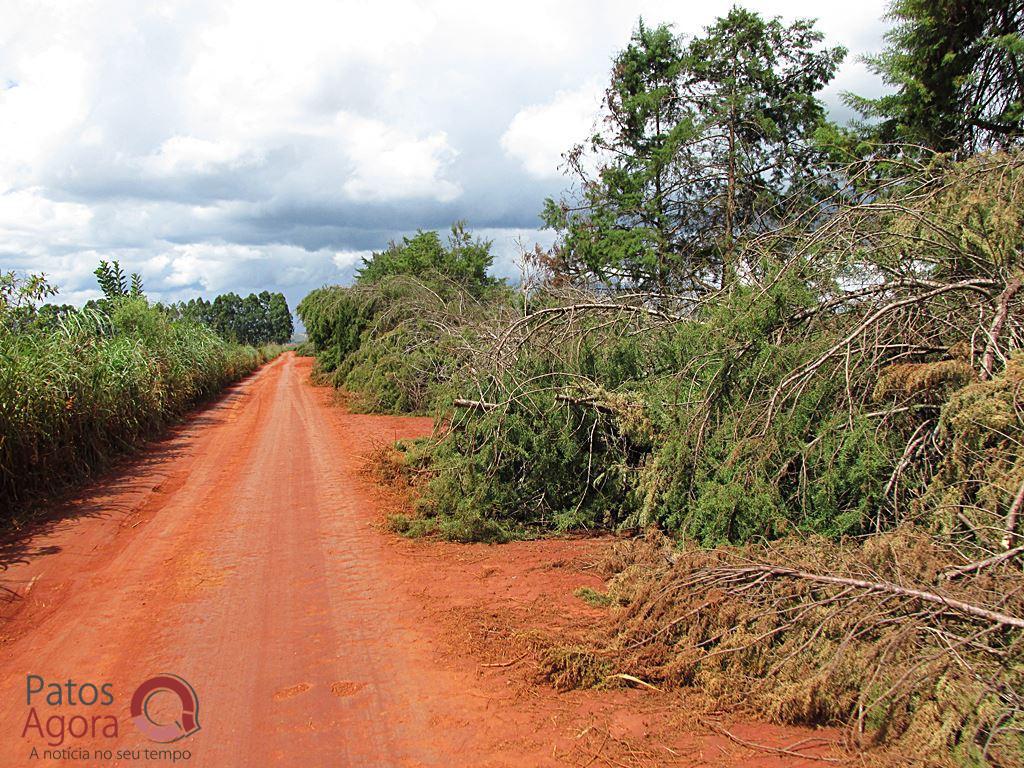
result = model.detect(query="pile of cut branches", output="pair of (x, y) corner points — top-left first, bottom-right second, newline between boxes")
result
(574, 530), (1023, 766)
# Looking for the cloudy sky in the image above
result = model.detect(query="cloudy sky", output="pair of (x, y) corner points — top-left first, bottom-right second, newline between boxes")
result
(0, 0), (891, 315)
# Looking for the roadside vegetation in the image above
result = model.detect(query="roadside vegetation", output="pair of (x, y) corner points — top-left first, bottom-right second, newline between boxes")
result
(299, 2), (1023, 765)
(298, 223), (502, 413)
(0, 264), (285, 522)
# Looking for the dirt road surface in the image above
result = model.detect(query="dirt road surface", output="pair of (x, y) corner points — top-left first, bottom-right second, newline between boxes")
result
(0, 353), (846, 767)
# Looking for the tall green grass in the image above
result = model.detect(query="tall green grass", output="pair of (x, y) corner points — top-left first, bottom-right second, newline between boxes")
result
(0, 298), (277, 521)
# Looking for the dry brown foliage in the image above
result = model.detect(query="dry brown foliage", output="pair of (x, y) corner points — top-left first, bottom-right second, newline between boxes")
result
(543, 530), (1023, 766)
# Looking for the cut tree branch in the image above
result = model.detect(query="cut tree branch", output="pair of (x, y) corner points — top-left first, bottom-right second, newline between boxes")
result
(942, 543), (1024, 580)
(732, 565), (1024, 630)
(766, 278), (997, 423)
(980, 274), (1022, 380)
(453, 398), (499, 412)
(495, 301), (687, 355)
(1001, 475), (1024, 550)
(554, 393), (616, 415)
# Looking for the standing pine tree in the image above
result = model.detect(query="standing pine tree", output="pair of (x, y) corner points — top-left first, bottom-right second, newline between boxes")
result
(544, 10), (844, 292)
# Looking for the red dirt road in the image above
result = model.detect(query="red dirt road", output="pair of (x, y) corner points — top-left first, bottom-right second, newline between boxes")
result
(0, 353), (845, 767)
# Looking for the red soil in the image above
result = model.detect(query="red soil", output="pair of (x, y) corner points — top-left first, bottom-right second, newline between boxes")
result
(0, 352), (847, 767)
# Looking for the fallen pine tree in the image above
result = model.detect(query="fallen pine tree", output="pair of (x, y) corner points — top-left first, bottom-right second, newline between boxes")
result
(301, 145), (1024, 765)
(543, 530), (1023, 767)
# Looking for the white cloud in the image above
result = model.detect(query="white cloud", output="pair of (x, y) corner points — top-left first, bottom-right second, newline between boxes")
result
(333, 250), (374, 270)
(475, 227), (558, 280)
(0, 188), (92, 245)
(162, 243), (261, 290)
(0, 46), (92, 190)
(501, 80), (604, 179)
(333, 112), (461, 203)
(183, 1), (436, 136)
(140, 136), (254, 177)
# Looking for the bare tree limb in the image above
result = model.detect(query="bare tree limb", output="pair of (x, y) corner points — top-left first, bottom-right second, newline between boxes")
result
(1001, 475), (1024, 550)
(733, 564), (1024, 630)
(981, 274), (1022, 380)
(453, 398), (499, 412)
(942, 543), (1024, 580)
(766, 278), (997, 424)
(554, 393), (616, 415)
(495, 301), (688, 356)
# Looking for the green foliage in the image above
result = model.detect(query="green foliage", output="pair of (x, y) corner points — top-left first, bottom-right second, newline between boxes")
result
(423, 391), (634, 536)
(298, 223), (504, 414)
(296, 285), (372, 375)
(922, 355), (1024, 540)
(94, 260), (129, 300)
(413, 276), (902, 544)
(296, 17), (1024, 587)
(0, 270), (59, 333)
(542, 20), (687, 290)
(544, 10), (844, 291)
(93, 259), (145, 305)
(331, 151), (1024, 557)
(356, 223), (496, 289)
(848, 0), (1024, 154)
(574, 587), (613, 608)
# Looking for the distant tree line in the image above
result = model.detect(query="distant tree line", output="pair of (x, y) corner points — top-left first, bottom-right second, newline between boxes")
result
(85, 260), (295, 345)
(165, 291), (294, 346)
(16, 260), (296, 346)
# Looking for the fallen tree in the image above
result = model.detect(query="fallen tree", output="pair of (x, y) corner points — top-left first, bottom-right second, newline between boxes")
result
(552, 531), (1024, 767)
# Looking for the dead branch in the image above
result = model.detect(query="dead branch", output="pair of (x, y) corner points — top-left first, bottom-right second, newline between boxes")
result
(554, 393), (616, 415)
(453, 398), (499, 412)
(731, 564), (1024, 630)
(1001, 475), (1024, 550)
(980, 274), (1022, 380)
(766, 278), (996, 424)
(942, 543), (1024, 580)
(882, 420), (932, 526)
(698, 719), (844, 763)
(495, 301), (686, 356)
(455, 391), (637, 417)
(790, 278), (993, 324)
(480, 652), (529, 668)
